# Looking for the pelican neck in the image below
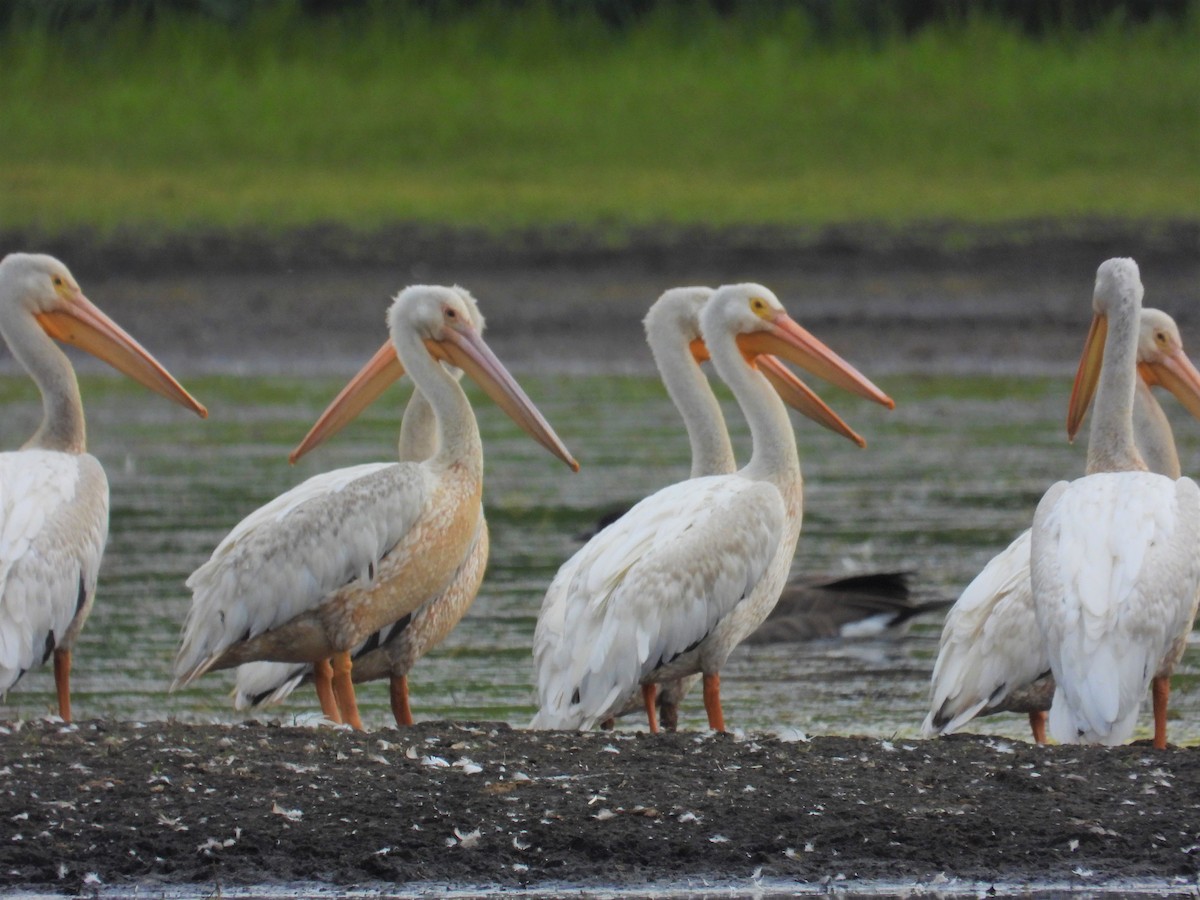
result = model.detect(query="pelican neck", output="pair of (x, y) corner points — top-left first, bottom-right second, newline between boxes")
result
(391, 326), (482, 477)
(0, 301), (86, 453)
(1133, 380), (1180, 479)
(648, 326), (735, 479)
(1086, 303), (1147, 475)
(707, 332), (799, 484)
(397, 390), (437, 464)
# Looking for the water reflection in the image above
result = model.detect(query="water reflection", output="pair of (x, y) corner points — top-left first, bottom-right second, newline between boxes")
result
(3, 372), (1199, 744)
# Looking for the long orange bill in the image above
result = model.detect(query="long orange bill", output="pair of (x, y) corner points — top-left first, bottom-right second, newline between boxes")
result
(290, 339), (404, 463)
(691, 335), (866, 446)
(1067, 312), (1108, 442)
(757, 356), (867, 448)
(36, 291), (207, 418)
(1139, 347), (1200, 421)
(292, 324), (579, 472)
(425, 325), (579, 471)
(737, 313), (895, 410)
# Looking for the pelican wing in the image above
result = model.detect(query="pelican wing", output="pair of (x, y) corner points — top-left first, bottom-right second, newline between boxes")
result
(233, 510), (488, 708)
(923, 528), (1048, 735)
(175, 462), (431, 685)
(0, 451), (107, 692)
(532, 474), (785, 730)
(1032, 472), (1200, 744)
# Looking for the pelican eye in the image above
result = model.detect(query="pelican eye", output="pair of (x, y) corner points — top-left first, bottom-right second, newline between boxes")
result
(52, 276), (63, 287)
(750, 296), (772, 320)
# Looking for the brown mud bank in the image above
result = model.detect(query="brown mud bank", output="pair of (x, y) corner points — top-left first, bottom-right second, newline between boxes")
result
(1, 719), (1197, 893)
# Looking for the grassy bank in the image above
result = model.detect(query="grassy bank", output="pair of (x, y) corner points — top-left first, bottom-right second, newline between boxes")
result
(1, 5), (1196, 234)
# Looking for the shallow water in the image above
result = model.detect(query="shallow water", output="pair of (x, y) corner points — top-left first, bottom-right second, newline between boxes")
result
(4, 366), (1200, 746)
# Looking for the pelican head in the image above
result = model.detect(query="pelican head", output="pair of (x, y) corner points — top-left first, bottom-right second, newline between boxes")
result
(1137, 308), (1200, 421)
(291, 285), (578, 471)
(644, 286), (713, 357)
(1094, 257), (1144, 316)
(701, 283), (894, 423)
(1068, 258), (1146, 440)
(0, 253), (207, 418)
(650, 285), (871, 446)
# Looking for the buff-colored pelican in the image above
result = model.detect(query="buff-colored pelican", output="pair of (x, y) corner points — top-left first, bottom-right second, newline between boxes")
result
(532, 283), (893, 732)
(0, 253), (206, 720)
(232, 294), (490, 726)
(535, 286), (868, 732)
(173, 286), (577, 730)
(1032, 259), (1200, 748)
(923, 307), (1200, 742)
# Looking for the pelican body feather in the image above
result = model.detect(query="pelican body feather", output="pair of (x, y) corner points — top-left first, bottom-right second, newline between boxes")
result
(0, 451), (106, 693)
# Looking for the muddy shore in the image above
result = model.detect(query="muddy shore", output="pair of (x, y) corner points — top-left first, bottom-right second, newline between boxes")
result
(1, 718), (1198, 895)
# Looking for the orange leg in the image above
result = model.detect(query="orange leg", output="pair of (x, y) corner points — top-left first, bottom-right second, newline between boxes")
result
(389, 673), (414, 726)
(312, 659), (342, 724)
(1028, 710), (1047, 745)
(702, 672), (725, 732)
(53, 648), (72, 723)
(642, 683), (659, 734)
(330, 651), (363, 731)
(1152, 675), (1170, 750)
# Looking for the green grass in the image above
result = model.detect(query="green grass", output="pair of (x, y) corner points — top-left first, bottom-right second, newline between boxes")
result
(1, 5), (1196, 233)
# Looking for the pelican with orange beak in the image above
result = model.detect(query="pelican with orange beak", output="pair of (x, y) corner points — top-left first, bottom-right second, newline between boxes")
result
(0, 252), (206, 720)
(173, 285), (576, 730)
(534, 285), (869, 732)
(924, 306), (1200, 743)
(1032, 259), (1200, 747)
(532, 283), (893, 732)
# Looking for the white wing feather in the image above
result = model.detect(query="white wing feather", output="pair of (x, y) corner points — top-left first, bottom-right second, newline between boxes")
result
(532, 474), (784, 730)
(175, 462), (430, 684)
(0, 451), (107, 692)
(1032, 472), (1200, 745)
(233, 659), (308, 710)
(923, 528), (1048, 735)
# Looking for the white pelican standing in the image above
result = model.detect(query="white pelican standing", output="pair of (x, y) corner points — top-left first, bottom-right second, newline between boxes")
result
(532, 283), (893, 732)
(173, 286), (577, 730)
(232, 295), (490, 726)
(536, 286), (868, 732)
(1031, 258), (1200, 748)
(0, 253), (206, 720)
(923, 306), (1200, 742)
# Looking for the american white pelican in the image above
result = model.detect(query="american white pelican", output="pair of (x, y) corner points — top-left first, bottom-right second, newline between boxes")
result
(532, 283), (893, 732)
(232, 299), (489, 726)
(923, 306), (1200, 743)
(537, 286), (868, 732)
(174, 285), (577, 730)
(0, 253), (206, 721)
(1032, 259), (1200, 748)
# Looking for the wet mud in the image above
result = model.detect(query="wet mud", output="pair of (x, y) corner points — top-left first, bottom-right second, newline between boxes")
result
(1, 718), (1198, 894)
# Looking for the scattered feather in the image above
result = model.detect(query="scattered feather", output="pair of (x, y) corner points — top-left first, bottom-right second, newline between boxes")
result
(271, 802), (303, 822)
(453, 827), (482, 849)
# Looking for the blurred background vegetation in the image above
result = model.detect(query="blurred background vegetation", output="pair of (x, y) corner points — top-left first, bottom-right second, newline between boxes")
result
(0, 0), (1195, 237)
